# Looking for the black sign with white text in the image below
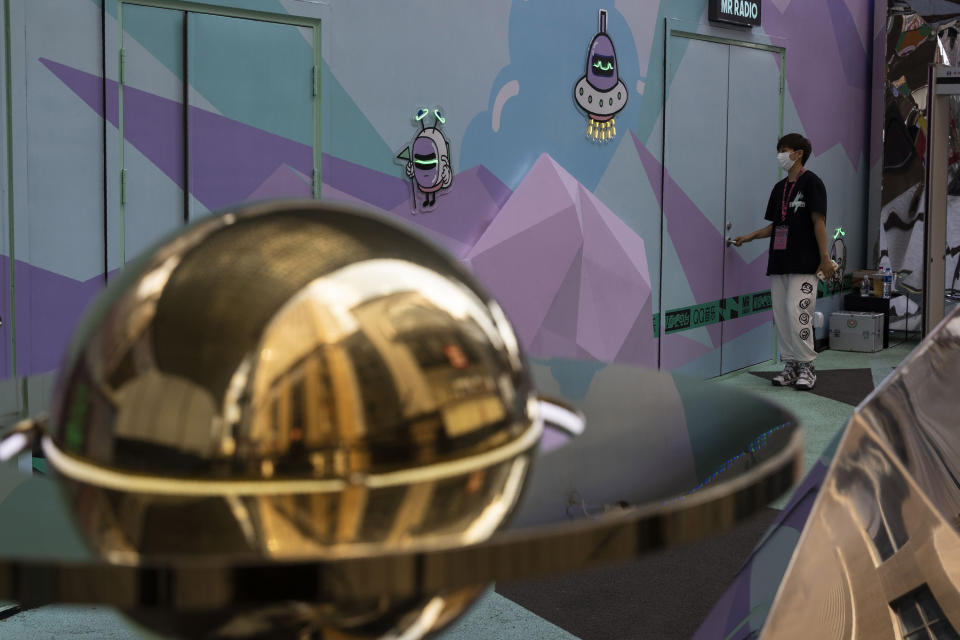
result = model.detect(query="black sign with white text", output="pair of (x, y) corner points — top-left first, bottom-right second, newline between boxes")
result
(709, 0), (761, 27)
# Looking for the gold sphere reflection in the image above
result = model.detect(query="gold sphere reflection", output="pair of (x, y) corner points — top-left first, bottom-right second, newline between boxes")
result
(42, 201), (541, 638)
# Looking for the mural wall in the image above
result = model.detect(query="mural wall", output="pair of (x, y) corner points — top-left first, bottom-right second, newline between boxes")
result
(0, 0), (876, 409)
(874, 5), (960, 334)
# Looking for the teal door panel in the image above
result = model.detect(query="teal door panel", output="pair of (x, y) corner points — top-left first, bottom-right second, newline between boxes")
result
(1, 59), (11, 388)
(661, 36), (729, 378)
(187, 13), (315, 219)
(720, 45), (782, 374)
(121, 4), (186, 262)
(0, 187), (16, 415)
(0, 197), (14, 414)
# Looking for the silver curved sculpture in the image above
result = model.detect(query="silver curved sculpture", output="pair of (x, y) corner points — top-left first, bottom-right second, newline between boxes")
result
(763, 308), (960, 638)
(0, 200), (803, 639)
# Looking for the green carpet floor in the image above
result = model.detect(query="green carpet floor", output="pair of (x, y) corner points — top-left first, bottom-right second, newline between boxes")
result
(714, 339), (919, 480)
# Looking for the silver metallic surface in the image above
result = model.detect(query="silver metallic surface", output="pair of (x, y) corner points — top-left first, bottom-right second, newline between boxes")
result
(0, 426), (801, 639)
(763, 308), (960, 638)
(0, 367), (803, 639)
(16, 199), (545, 639)
(0, 200), (804, 639)
(45, 200), (538, 565)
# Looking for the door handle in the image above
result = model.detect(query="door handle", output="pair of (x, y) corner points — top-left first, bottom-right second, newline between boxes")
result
(726, 237), (735, 247)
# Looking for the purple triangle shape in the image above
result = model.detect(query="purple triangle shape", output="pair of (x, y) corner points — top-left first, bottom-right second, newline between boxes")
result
(614, 296), (658, 367)
(469, 208), (583, 348)
(539, 249), (583, 341)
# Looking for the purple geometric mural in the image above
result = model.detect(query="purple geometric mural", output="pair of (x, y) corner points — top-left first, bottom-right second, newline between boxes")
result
(0, 259), (9, 379)
(633, 133), (772, 352)
(764, 2), (868, 166)
(40, 57), (511, 261)
(14, 262), (105, 377)
(467, 154), (657, 367)
(40, 57), (314, 212)
(247, 164), (313, 201)
(389, 165), (512, 258)
(38, 55), (787, 378)
(40, 53), (662, 372)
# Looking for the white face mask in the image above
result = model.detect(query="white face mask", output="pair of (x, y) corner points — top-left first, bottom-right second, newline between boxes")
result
(777, 151), (796, 171)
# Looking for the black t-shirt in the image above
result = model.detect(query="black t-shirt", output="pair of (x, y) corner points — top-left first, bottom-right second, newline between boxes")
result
(764, 170), (827, 275)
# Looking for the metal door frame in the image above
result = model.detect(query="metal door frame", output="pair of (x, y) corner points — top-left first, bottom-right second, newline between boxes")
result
(924, 65), (951, 336)
(660, 26), (785, 373)
(115, 0), (322, 264)
(0, 0), (22, 420)
(3, 0), (15, 382)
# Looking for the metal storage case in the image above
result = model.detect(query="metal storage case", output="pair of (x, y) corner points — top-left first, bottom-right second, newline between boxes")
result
(829, 311), (885, 352)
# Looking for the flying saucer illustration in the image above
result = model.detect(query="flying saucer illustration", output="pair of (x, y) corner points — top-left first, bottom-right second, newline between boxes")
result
(574, 9), (628, 142)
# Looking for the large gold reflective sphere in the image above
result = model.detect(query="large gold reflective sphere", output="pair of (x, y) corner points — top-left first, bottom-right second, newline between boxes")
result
(45, 200), (539, 566)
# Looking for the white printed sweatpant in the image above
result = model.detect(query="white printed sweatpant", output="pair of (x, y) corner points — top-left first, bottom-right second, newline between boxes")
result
(770, 273), (818, 364)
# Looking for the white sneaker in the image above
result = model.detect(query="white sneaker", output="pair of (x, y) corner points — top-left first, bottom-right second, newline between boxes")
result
(771, 361), (799, 386)
(795, 362), (816, 390)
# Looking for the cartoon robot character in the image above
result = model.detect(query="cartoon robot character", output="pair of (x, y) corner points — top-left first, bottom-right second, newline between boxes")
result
(397, 108), (453, 209)
(573, 9), (628, 141)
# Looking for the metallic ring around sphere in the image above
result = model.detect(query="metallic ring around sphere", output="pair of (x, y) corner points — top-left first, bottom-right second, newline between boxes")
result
(0, 199), (803, 639)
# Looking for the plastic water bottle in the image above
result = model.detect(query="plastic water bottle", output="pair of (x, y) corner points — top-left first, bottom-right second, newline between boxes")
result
(861, 276), (870, 297)
(882, 267), (892, 299)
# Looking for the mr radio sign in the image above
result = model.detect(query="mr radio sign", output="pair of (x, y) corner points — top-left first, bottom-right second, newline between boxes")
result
(709, 0), (762, 27)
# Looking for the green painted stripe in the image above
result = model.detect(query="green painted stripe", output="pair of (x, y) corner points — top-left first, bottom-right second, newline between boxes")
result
(653, 274), (853, 338)
(32, 457), (48, 475)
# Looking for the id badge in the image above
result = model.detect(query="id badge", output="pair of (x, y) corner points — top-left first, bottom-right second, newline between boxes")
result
(773, 225), (789, 250)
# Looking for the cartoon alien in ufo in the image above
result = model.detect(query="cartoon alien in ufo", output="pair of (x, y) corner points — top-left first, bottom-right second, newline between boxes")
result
(574, 10), (628, 142)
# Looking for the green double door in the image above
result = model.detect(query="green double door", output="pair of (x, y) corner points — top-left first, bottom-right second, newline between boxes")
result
(117, 3), (319, 263)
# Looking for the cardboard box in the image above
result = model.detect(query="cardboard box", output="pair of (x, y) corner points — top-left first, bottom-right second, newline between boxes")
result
(829, 311), (884, 352)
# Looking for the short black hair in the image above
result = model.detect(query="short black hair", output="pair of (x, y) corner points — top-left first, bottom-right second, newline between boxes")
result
(777, 133), (812, 165)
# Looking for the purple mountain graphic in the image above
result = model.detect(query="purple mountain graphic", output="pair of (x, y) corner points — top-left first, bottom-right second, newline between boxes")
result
(467, 153), (657, 367)
(389, 165), (512, 258)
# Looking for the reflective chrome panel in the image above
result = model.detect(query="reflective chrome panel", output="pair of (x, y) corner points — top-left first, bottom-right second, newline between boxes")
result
(763, 308), (960, 638)
(43, 201), (539, 563)
(0, 200), (807, 639)
(859, 314), (960, 526)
